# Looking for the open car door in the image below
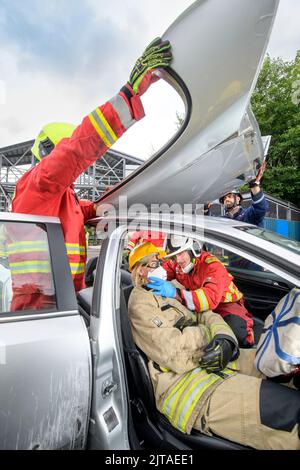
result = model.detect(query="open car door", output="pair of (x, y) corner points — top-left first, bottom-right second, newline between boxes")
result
(97, 0), (279, 208)
(0, 213), (91, 450)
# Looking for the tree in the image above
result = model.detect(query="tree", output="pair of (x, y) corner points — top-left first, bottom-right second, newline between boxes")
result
(251, 51), (300, 206)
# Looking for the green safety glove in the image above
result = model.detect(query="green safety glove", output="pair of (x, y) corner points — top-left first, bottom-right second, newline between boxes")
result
(199, 337), (236, 373)
(120, 37), (172, 121)
(128, 37), (172, 95)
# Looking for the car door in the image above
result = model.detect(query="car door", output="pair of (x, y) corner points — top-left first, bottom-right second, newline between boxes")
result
(87, 226), (133, 450)
(97, 0), (279, 209)
(0, 213), (91, 450)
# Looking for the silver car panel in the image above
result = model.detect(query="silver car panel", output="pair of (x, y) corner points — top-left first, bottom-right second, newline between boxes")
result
(99, 0), (279, 207)
(0, 214), (91, 450)
(88, 227), (130, 450)
(0, 316), (91, 450)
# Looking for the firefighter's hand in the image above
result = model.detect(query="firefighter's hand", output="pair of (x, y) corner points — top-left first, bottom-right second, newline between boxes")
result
(128, 37), (172, 96)
(200, 337), (235, 372)
(147, 277), (176, 298)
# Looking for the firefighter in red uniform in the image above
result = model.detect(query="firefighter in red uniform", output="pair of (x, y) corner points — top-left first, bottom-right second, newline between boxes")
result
(11, 38), (173, 310)
(147, 236), (254, 348)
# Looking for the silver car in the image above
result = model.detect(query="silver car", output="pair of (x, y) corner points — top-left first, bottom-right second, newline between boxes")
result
(2, 0), (297, 451)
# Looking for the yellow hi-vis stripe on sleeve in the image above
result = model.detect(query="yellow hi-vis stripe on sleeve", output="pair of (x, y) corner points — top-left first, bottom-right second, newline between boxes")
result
(70, 262), (85, 275)
(88, 108), (117, 148)
(66, 243), (86, 255)
(195, 289), (209, 311)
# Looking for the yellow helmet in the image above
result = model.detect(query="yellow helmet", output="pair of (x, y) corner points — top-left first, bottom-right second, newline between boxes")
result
(128, 242), (166, 272)
(31, 122), (76, 161)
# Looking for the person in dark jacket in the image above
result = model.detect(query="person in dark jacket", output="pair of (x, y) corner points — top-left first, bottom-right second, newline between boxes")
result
(207, 162), (268, 226)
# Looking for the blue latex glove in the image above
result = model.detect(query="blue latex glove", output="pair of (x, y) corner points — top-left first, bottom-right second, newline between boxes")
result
(147, 277), (176, 298)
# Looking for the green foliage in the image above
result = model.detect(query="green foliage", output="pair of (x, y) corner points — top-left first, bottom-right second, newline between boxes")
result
(251, 51), (300, 206)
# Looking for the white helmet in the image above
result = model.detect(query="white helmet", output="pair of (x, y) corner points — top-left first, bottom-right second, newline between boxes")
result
(165, 235), (202, 258)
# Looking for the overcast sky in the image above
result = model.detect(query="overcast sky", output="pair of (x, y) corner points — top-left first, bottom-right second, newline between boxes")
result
(0, 0), (299, 158)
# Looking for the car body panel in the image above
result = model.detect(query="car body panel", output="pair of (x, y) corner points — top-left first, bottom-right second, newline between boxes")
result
(88, 230), (130, 450)
(0, 213), (91, 450)
(99, 0), (279, 207)
(0, 316), (91, 450)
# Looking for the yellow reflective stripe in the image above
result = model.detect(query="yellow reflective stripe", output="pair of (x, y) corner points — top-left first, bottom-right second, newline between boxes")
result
(163, 367), (236, 432)
(8, 240), (47, 247)
(178, 375), (220, 432)
(66, 243), (85, 248)
(70, 262), (85, 275)
(11, 269), (51, 274)
(162, 368), (201, 417)
(67, 249), (85, 255)
(224, 291), (232, 303)
(10, 260), (51, 274)
(10, 261), (50, 267)
(89, 108), (117, 148)
(8, 248), (48, 254)
(227, 361), (237, 370)
(66, 243), (85, 255)
(8, 240), (48, 254)
(205, 257), (219, 264)
(228, 282), (243, 301)
(89, 113), (111, 147)
(195, 289), (209, 312)
(229, 282), (235, 293)
(94, 107), (117, 142)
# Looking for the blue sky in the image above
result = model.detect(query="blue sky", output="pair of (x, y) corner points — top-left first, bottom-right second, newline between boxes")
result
(0, 0), (299, 157)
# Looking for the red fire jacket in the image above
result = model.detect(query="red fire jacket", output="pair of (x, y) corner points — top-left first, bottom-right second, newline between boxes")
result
(12, 89), (143, 306)
(163, 252), (254, 345)
(163, 252), (244, 312)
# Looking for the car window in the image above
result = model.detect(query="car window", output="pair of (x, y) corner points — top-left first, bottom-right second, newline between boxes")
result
(235, 226), (300, 256)
(0, 221), (56, 314)
(112, 75), (186, 161)
(204, 241), (294, 284)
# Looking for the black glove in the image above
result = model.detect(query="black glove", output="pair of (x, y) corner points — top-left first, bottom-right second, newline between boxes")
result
(248, 180), (261, 189)
(200, 337), (235, 373)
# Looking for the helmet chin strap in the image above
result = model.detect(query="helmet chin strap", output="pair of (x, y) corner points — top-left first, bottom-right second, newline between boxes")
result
(182, 262), (195, 274)
(182, 255), (195, 274)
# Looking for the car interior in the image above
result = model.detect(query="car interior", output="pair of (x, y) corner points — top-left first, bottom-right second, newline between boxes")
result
(76, 235), (297, 450)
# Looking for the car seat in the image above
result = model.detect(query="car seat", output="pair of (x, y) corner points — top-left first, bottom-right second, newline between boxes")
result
(120, 278), (250, 450)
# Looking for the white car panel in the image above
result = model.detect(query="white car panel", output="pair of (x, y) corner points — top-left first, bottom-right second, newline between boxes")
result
(99, 0), (279, 207)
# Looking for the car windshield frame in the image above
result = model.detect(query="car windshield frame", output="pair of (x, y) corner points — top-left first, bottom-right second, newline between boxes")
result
(235, 226), (300, 256)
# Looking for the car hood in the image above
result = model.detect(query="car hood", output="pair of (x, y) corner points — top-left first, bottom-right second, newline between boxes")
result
(98, 0), (279, 209)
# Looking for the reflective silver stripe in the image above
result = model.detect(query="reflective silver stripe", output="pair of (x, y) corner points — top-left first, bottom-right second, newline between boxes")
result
(90, 110), (115, 147)
(164, 368), (203, 417)
(176, 374), (220, 431)
(182, 290), (195, 311)
(109, 94), (135, 130)
(252, 194), (265, 204)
